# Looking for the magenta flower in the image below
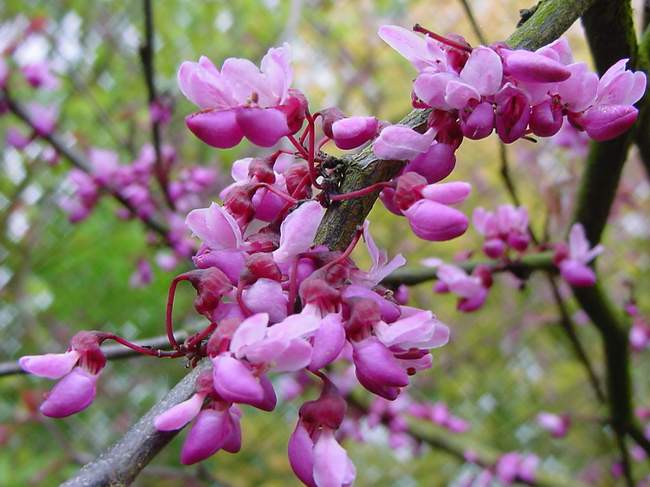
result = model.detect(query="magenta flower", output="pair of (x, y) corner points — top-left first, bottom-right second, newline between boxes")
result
(496, 452), (539, 484)
(288, 384), (355, 487)
(435, 264), (489, 312)
(473, 205), (530, 257)
(272, 201), (325, 264)
(6, 127), (31, 150)
(331, 116), (379, 150)
(372, 125), (436, 161)
(555, 223), (603, 287)
(28, 103), (58, 136)
(536, 412), (571, 438)
(180, 406), (242, 464)
(178, 44), (306, 148)
(21, 61), (59, 90)
(377, 25), (450, 73)
(19, 331), (106, 417)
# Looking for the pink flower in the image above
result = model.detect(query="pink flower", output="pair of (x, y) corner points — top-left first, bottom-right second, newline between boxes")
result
(377, 25), (449, 73)
(21, 61), (59, 90)
(19, 332), (106, 417)
(496, 452), (539, 484)
(28, 103), (58, 136)
(5, 127), (31, 150)
(180, 406), (242, 464)
(536, 412), (571, 438)
(129, 259), (153, 288)
(495, 83), (530, 144)
(473, 205), (530, 257)
(186, 202), (244, 251)
(273, 201), (325, 264)
(331, 116), (379, 150)
(403, 198), (469, 241)
(436, 264), (489, 312)
(178, 45), (305, 148)
(372, 125), (436, 161)
(555, 223), (603, 287)
(288, 385), (355, 487)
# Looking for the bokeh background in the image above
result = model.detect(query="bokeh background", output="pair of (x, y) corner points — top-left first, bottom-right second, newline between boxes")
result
(1, 0), (650, 485)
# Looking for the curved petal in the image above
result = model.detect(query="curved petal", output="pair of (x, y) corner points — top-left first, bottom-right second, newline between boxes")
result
(236, 107), (290, 147)
(40, 367), (98, 418)
(185, 108), (244, 149)
(19, 350), (80, 379)
(185, 202), (243, 250)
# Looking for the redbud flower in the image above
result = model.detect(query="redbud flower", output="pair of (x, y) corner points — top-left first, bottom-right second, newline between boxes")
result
(272, 200), (325, 264)
(331, 116), (379, 150)
(436, 264), (489, 312)
(5, 127), (31, 150)
(288, 382), (356, 487)
(372, 125), (436, 161)
(182, 406), (242, 464)
(21, 61), (59, 90)
(19, 331), (106, 417)
(555, 223), (603, 287)
(178, 45), (305, 148)
(536, 412), (571, 438)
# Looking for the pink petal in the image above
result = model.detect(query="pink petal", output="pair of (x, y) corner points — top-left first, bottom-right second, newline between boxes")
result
(309, 314), (347, 371)
(313, 429), (356, 487)
(413, 72), (456, 110)
(460, 46), (503, 95)
(445, 80), (481, 110)
(236, 107), (290, 147)
(580, 104), (638, 141)
(185, 202), (243, 250)
(560, 260), (596, 287)
(40, 367), (98, 418)
(243, 278), (288, 323)
(260, 43), (293, 104)
(403, 142), (455, 184)
(273, 201), (325, 264)
(404, 199), (469, 241)
(373, 126), (436, 161)
(378, 25), (445, 72)
(353, 337), (409, 388)
(288, 422), (316, 487)
(19, 350), (80, 379)
(180, 409), (232, 464)
(154, 393), (205, 431)
(421, 181), (471, 205)
(222, 407), (243, 453)
(230, 313), (270, 356)
(459, 101), (495, 140)
(332, 116), (379, 150)
(212, 355), (265, 405)
(503, 49), (571, 83)
(185, 108), (244, 148)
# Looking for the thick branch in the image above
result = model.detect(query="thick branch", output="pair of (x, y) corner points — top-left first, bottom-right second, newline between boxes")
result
(571, 0), (647, 462)
(3, 92), (170, 238)
(61, 359), (211, 487)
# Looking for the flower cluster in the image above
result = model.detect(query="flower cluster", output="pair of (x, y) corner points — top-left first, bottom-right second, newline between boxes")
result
(14, 19), (645, 487)
(377, 25), (645, 146)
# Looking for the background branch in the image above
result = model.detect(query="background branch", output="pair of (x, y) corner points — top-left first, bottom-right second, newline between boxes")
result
(2, 91), (171, 239)
(139, 0), (175, 210)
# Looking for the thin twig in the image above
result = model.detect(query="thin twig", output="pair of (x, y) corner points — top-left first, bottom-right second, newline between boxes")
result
(458, 0), (488, 44)
(0, 331), (189, 377)
(140, 0), (175, 210)
(2, 90), (170, 239)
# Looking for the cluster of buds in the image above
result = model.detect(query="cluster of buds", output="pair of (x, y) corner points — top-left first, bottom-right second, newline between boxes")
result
(378, 25), (645, 145)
